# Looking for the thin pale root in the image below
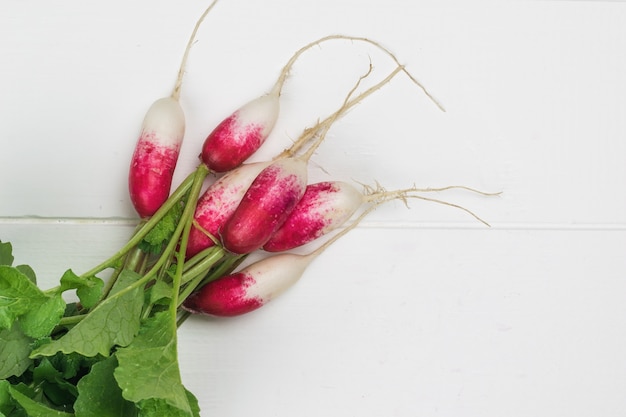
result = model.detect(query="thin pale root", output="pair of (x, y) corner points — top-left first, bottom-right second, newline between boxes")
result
(272, 34), (445, 112)
(171, 0), (220, 100)
(276, 63), (404, 161)
(356, 181), (500, 227)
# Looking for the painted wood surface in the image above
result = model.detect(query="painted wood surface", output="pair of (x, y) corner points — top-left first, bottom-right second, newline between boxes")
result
(1, 1), (625, 416)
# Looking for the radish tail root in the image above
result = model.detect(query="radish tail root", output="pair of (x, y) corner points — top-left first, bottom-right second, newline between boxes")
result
(272, 34), (445, 112)
(358, 181), (500, 227)
(278, 63), (404, 160)
(298, 61), (377, 162)
(172, 0), (220, 100)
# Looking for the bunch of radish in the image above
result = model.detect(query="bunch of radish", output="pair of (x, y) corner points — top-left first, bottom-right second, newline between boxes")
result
(0, 3), (497, 416)
(139, 60), (490, 316)
(124, 15), (497, 320)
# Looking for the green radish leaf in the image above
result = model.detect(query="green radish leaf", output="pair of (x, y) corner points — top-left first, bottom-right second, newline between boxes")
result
(0, 324), (32, 379)
(185, 389), (201, 417)
(15, 265), (36, 284)
(109, 268), (142, 296)
(146, 280), (173, 306)
(32, 358), (79, 408)
(114, 311), (195, 416)
(0, 241), (14, 267)
(59, 270), (104, 309)
(0, 265), (40, 328)
(31, 270), (144, 358)
(0, 380), (17, 416)
(19, 294), (66, 339)
(139, 200), (184, 254)
(7, 384), (74, 417)
(136, 393), (200, 417)
(0, 265), (62, 337)
(74, 355), (138, 417)
(47, 351), (99, 381)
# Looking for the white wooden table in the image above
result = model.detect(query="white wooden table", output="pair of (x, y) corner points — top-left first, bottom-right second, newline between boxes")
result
(2, 1), (625, 416)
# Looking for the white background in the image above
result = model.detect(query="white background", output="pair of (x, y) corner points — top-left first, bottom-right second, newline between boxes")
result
(2, 0), (626, 416)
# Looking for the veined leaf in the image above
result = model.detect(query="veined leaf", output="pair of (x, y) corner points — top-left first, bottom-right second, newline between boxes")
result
(31, 271), (144, 358)
(15, 265), (36, 284)
(114, 311), (195, 416)
(74, 355), (137, 417)
(20, 295), (66, 339)
(0, 325), (32, 379)
(59, 270), (104, 310)
(0, 266), (64, 338)
(7, 385), (74, 417)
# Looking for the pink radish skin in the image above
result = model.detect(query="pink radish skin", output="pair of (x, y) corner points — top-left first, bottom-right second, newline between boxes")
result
(220, 158), (308, 255)
(129, 97), (184, 218)
(263, 181), (363, 252)
(186, 161), (271, 258)
(201, 92), (279, 172)
(182, 252), (312, 317)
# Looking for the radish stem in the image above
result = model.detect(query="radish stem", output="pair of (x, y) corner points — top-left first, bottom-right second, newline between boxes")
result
(169, 165), (211, 313)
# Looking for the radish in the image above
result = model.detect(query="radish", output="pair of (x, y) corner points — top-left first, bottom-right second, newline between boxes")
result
(219, 157), (308, 254)
(200, 91), (280, 173)
(200, 33), (444, 174)
(129, 1), (219, 217)
(182, 203), (379, 317)
(185, 161), (272, 258)
(181, 251), (310, 317)
(264, 181), (498, 252)
(263, 181), (362, 252)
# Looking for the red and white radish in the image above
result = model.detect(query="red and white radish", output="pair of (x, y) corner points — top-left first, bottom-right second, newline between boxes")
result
(182, 251), (311, 316)
(129, 1), (219, 217)
(129, 98), (185, 218)
(264, 181), (497, 252)
(262, 180), (362, 252)
(185, 161), (271, 258)
(220, 157), (308, 254)
(182, 203), (377, 317)
(200, 88), (280, 173)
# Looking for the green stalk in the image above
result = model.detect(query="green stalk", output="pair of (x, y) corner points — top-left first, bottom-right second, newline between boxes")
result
(180, 247), (226, 286)
(181, 245), (222, 273)
(177, 253), (246, 309)
(175, 252), (246, 328)
(169, 165), (209, 314)
(57, 314), (87, 327)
